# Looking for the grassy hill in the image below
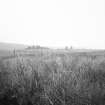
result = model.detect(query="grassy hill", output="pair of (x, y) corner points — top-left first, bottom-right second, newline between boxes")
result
(0, 42), (27, 51)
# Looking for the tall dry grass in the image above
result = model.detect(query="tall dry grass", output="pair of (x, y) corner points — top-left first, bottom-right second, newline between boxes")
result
(0, 52), (105, 105)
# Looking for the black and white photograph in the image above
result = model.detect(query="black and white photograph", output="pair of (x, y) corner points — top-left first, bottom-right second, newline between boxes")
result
(0, 0), (105, 105)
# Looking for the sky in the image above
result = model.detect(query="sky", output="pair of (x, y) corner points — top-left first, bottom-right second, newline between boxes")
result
(0, 0), (105, 49)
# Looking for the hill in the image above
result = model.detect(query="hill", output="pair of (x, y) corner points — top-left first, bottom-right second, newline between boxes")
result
(0, 42), (27, 51)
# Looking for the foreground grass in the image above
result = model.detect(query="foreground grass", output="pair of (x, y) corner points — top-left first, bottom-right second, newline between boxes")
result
(0, 51), (105, 105)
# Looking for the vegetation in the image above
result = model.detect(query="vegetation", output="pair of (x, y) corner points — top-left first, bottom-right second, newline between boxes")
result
(0, 49), (105, 105)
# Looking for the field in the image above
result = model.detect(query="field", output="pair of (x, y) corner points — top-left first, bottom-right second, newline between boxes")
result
(0, 48), (105, 105)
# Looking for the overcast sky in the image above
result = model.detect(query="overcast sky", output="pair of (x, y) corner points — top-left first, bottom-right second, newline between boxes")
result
(0, 0), (105, 49)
